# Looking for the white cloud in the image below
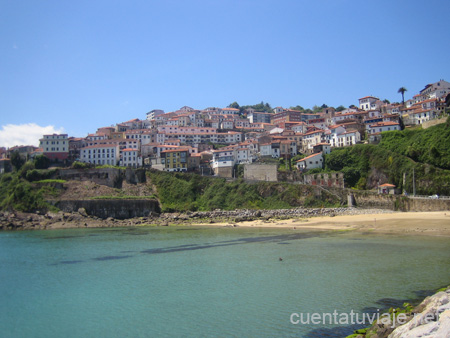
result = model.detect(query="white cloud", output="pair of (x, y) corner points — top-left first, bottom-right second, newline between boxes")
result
(0, 123), (65, 148)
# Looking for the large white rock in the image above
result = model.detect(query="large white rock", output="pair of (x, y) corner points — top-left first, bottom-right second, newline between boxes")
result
(388, 290), (450, 338)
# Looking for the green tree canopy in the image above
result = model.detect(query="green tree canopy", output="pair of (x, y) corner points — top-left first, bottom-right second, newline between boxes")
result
(33, 155), (51, 169)
(10, 151), (25, 171)
(228, 102), (240, 109)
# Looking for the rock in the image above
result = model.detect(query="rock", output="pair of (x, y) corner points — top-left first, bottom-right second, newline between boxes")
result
(78, 208), (88, 217)
(388, 290), (450, 338)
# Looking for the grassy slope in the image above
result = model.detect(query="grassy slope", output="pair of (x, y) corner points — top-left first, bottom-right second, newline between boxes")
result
(147, 171), (339, 212)
(324, 117), (450, 195)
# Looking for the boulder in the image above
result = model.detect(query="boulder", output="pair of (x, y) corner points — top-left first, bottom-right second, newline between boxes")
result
(388, 290), (450, 338)
(78, 208), (88, 217)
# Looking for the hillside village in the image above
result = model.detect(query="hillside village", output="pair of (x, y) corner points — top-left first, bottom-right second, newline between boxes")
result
(1, 80), (449, 178)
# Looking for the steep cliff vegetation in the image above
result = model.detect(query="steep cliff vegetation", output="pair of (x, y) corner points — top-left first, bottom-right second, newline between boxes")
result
(0, 171), (58, 212)
(323, 117), (450, 195)
(147, 171), (340, 212)
(379, 117), (450, 169)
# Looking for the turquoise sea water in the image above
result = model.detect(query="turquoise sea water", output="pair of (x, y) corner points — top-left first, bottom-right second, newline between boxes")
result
(0, 226), (449, 338)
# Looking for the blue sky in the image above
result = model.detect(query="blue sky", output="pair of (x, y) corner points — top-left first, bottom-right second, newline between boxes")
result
(1, 0), (449, 146)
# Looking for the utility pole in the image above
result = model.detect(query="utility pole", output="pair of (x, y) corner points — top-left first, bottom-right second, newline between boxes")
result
(413, 168), (416, 196)
(403, 172), (406, 195)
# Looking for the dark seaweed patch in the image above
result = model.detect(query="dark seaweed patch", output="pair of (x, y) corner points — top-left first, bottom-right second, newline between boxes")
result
(60, 260), (84, 264)
(93, 255), (133, 261)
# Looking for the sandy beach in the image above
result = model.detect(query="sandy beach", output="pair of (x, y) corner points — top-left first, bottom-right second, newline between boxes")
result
(195, 211), (450, 236)
(3, 210), (450, 236)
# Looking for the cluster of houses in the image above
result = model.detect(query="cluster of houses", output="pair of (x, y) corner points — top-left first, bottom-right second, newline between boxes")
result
(1, 80), (449, 177)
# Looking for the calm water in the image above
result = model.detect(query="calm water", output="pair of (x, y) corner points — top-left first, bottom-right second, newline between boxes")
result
(0, 226), (449, 338)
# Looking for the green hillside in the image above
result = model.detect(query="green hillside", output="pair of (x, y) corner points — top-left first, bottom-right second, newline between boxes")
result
(323, 117), (450, 195)
(379, 117), (450, 169)
(147, 171), (339, 212)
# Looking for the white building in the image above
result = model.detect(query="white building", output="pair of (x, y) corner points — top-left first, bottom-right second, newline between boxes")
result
(121, 148), (142, 168)
(418, 80), (450, 101)
(296, 152), (323, 170)
(330, 130), (361, 148)
(146, 109), (165, 121)
(367, 122), (400, 135)
(80, 144), (119, 166)
(39, 134), (69, 162)
(236, 148), (252, 164)
(359, 96), (380, 111)
(220, 107), (240, 115)
(211, 147), (237, 177)
(408, 109), (438, 125)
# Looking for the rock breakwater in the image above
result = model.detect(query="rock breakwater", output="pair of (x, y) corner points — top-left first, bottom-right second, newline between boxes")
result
(0, 207), (393, 230)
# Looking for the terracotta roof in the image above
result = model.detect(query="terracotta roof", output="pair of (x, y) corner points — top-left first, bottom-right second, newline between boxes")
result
(369, 121), (399, 127)
(297, 152), (322, 162)
(359, 96), (379, 100)
(379, 183), (396, 188)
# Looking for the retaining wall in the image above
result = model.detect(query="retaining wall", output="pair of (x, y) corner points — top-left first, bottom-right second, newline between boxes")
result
(350, 191), (450, 211)
(56, 199), (160, 219)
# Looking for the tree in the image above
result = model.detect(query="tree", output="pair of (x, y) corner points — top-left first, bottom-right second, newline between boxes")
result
(228, 102), (240, 109)
(335, 105), (346, 112)
(10, 151), (25, 171)
(33, 155), (51, 169)
(290, 105), (304, 112)
(398, 87), (407, 105)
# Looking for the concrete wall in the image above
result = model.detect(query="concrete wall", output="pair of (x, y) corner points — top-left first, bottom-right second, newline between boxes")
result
(213, 166), (233, 178)
(56, 199), (160, 219)
(396, 197), (450, 212)
(244, 164), (278, 181)
(422, 117), (447, 129)
(351, 191), (450, 211)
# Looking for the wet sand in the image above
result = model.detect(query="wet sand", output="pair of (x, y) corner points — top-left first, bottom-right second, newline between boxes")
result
(195, 211), (450, 236)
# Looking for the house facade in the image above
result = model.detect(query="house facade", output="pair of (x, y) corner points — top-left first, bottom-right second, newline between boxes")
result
(39, 134), (69, 162)
(296, 152), (323, 171)
(121, 148), (141, 168)
(80, 144), (120, 166)
(161, 149), (189, 172)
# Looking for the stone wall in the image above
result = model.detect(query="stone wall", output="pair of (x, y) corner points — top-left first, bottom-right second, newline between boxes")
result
(244, 164), (278, 181)
(58, 168), (146, 188)
(351, 191), (398, 209)
(303, 172), (345, 188)
(56, 199), (160, 219)
(396, 196), (450, 212)
(277, 170), (303, 182)
(351, 191), (450, 211)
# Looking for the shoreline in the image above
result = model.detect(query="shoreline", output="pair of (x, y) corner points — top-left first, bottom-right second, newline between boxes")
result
(193, 211), (450, 237)
(1, 208), (450, 237)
